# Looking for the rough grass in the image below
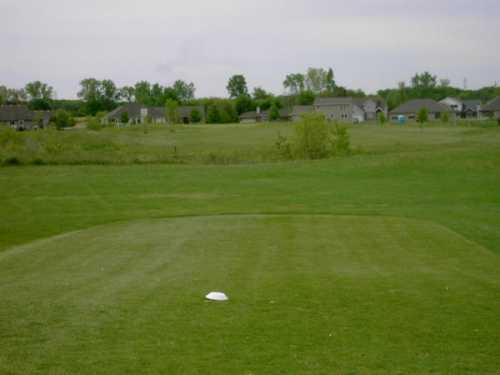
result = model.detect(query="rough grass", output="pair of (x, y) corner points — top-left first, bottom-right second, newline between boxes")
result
(1, 215), (499, 374)
(1, 120), (498, 165)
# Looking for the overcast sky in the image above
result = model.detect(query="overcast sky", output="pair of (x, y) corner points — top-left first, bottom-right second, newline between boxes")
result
(1, 0), (499, 98)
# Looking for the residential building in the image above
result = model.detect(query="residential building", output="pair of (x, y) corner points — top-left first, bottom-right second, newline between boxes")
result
(313, 97), (387, 123)
(440, 97), (463, 114)
(0, 105), (52, 130)
(440, 97), (482, 118)
(462, 100), (482, 119)
(291, 105), (314, 121)
(390, 99), (452, 121)
(105, 103), (205, 124)
(481, 96), (500, 119)
(239, 107), (292, 123)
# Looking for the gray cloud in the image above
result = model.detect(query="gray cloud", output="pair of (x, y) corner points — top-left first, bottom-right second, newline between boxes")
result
(1, 0), (499, 98)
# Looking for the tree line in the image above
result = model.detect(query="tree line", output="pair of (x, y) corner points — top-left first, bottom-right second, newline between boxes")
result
(1, 69), (499, 123)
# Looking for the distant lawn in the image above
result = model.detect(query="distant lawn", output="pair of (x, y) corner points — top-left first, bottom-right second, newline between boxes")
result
(1, 215), (499, 374)
(1, 120), (499, 165)
(0, 122), (499, 374)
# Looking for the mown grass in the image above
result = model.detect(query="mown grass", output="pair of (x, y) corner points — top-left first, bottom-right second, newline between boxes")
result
(0, 122), (499, 374)
(1, 215), (499, 374)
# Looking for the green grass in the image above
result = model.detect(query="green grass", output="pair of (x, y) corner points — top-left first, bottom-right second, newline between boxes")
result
(0, 123), (499, 373)
(1, 120), (498, 165)
(1, 215), (499, 374)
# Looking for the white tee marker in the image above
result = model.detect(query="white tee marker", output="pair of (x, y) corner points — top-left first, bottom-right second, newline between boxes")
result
(206, 292), (229, 302)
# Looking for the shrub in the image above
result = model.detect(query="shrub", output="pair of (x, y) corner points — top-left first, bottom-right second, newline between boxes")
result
(54, 110), (75, 130)
(269, 103), (280, 121)
(442, 111), (450, 123)
(120, 111), (129, 124)
(378, 112), (386, 126)
(3, 156), (20, 166)
(277, 113), (351, 160)
(294, 113), (330, 159)
(275, 132), (292, 159)
(87, 116), (102, 131)
(190, 109), (202, 123)
(330, 125), (351, 156)
(417, 108), (429, 125)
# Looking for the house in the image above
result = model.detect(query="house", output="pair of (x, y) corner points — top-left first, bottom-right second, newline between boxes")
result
(462, 100), (482, 119)
(440, 97), (482, 118)
(481, 96), (500, 120)
(0, 105), (52, 130)
(239, 110), (263, 123)
(291, 105), (314, 121)
(239, 107), (292, 123)
(313, 97), (387, 123)
(390, 99), (452, 121)
(105, 103), (205, 124)
(440, 97), (463, 114)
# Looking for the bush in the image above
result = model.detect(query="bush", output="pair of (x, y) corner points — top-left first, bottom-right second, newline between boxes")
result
(276, 113), (351, 160)
(120, 111), (129, 124)
(417, 108), (429, 125)
(54, 110), (75, 130)
(3, 156), (20, 166)
(442, 111), (450, 123)
(378, 112), (386, 126)
(87, 116), (102, 131)
(294, 113), (331, 159)
(330, 124), (351, 156)
(190, 109), (202, 123)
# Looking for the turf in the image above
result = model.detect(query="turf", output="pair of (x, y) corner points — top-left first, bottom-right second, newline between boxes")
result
(0, 123), (500, 374)
(1, 215), (499, 374)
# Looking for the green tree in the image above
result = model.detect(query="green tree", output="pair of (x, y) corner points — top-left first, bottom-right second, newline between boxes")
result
(25, 81), (54, 110)
(378, 112), (386, 126)
(54, 110), (75, 130)
(283, 73), (305, 94)
(120, 111), (130, 124)
(417, 108), (429, 125)
(253, 87), (271, 100)
(235, 95), (253, 115)
(227, 75), (248, 98)
(412, 72), (438, 90)
(269, 103), (280, 121)
(190, 109), (202, 123)
(172, 80), (195, 103)
(305, 68), (328, 94)
(207, 105), (221, 124)
(165, 99), (179, 124)
(441, 111), (450, 123)
(120, 86), (135, 103)
(325, 68), (336, 94)
(298, 90), (315, 105)
(78, 78), (119, 115)
(0, 85), (7, 105)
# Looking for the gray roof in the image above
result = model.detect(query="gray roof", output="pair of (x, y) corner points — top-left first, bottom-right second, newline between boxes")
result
(106, 103), (144, 120)
(107, 103), (204, 120)
(240, 111), (261, 120)
(0, 105), (34, 122)
(391, 99), (451, 114)
(315, 96), (387, 110)
(482, 96), (500, 112)
(314, 97), (353, 106)
(462, 100), (481, 112)
(291, 105), (314, 116)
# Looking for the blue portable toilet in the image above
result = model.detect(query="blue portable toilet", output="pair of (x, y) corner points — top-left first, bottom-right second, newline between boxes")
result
(398, 115), (407, 125)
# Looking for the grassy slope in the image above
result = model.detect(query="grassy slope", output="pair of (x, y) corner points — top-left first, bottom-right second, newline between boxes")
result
(1, 215), (499, 374)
